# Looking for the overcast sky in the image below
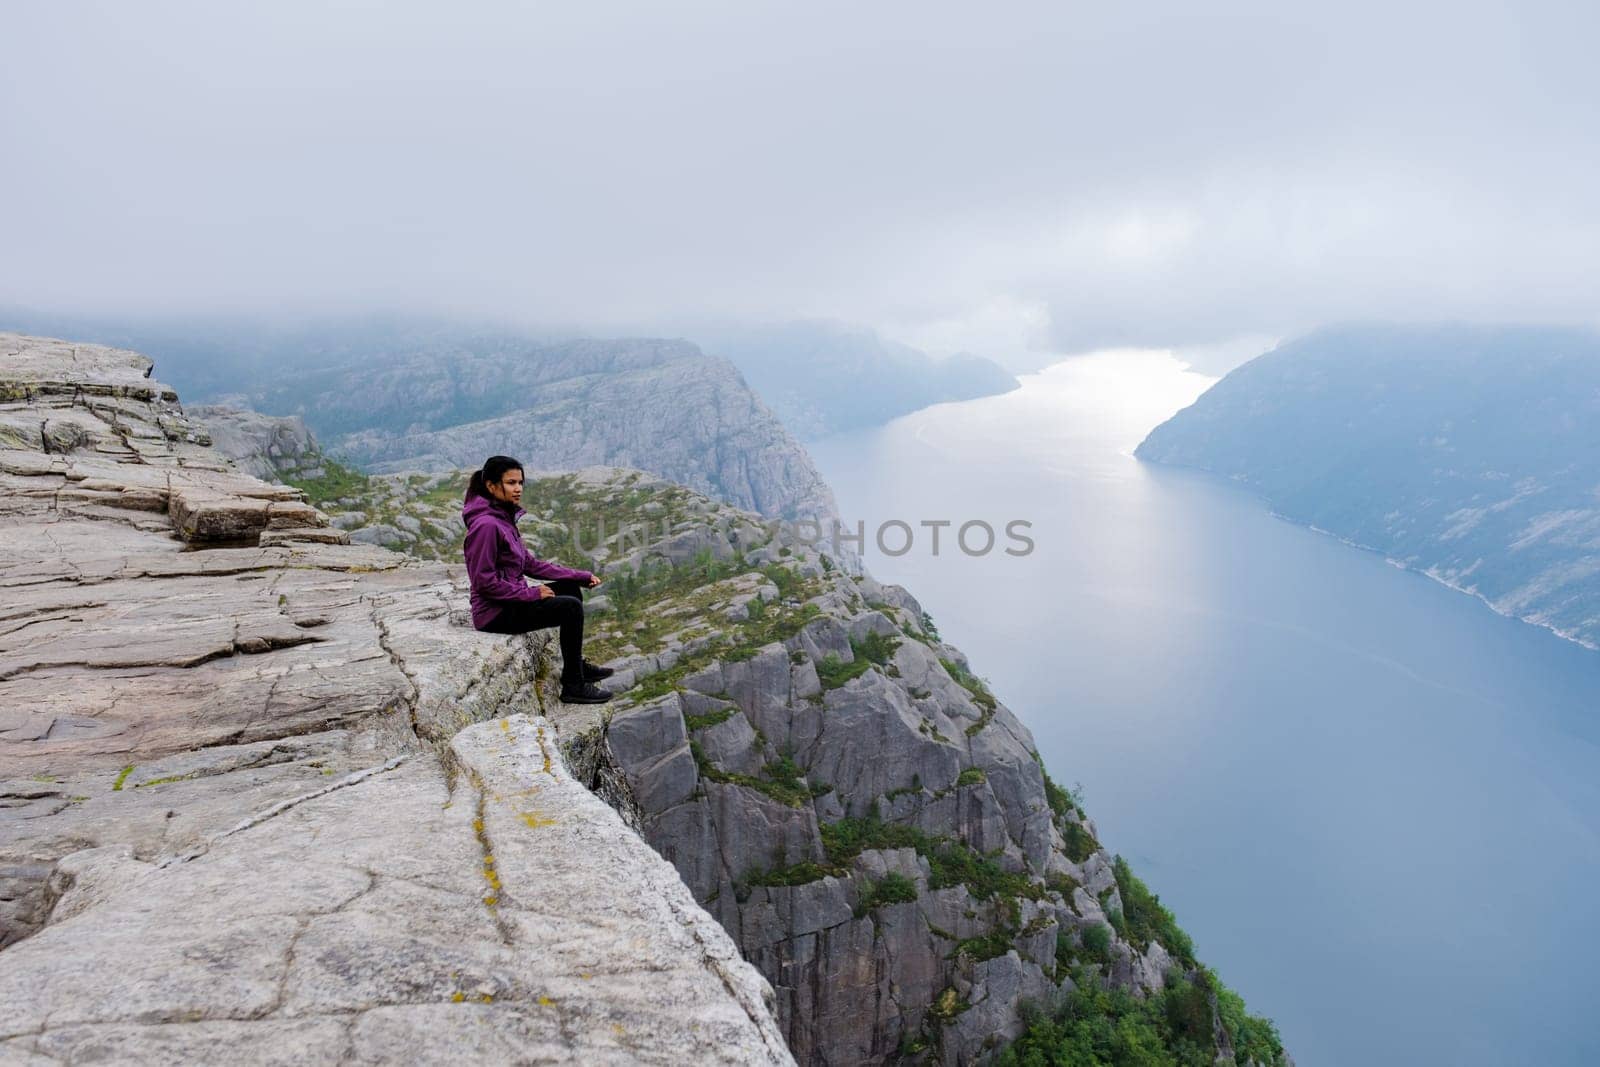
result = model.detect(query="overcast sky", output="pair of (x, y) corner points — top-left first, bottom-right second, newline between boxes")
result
(3, 1), (1597, 364)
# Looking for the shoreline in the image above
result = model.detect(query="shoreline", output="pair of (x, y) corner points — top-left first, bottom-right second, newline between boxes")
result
(1136, 454), (1600, 657)
(1285, 515), (1600, 653)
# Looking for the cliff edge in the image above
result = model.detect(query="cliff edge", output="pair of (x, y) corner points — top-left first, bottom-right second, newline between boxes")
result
(2, 332), (1286, 1066)
(0, 333), (790, 1064)
(276, 443), (1290, 1064)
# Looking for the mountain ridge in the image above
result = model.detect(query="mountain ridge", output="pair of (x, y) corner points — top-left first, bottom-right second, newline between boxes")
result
(1136, 322), (1600, 649)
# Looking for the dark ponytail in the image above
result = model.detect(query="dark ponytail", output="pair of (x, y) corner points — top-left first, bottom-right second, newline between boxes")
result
(465, 455), (524, 502)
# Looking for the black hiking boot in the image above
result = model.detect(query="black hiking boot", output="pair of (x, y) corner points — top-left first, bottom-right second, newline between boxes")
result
(581, 659), (615, 681)
(560, 681), (614, 704)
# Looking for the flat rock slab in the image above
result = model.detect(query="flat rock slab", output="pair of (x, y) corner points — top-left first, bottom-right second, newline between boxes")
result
(0, 715), (789, 1064)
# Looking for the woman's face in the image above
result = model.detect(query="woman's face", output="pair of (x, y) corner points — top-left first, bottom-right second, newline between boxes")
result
(487, 468), (525, 506)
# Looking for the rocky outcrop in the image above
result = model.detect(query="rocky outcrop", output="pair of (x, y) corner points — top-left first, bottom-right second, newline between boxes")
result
(586, 595), (1102, 1064)
(186, 404), (324, 483)
(531, 472), (1283, 1065)
(0, 333), (791, 1064)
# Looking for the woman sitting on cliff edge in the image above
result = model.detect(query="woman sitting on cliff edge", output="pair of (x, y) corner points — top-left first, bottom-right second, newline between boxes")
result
(462, 455), (616, 704)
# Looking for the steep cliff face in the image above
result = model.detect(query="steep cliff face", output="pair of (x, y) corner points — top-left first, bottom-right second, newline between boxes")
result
(573, 557), (1177, 1063)
(195, 412), (1288, 1065)
(0, 333), (790, 1064)
(432, 470), (1288, 1066)
(325, 338), (840, 523)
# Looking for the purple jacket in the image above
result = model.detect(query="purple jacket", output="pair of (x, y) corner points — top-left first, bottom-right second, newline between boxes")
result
(461, 493), (592, 629)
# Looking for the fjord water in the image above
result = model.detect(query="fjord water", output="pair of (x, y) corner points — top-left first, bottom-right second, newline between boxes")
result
(807, 350), (1600, 1067)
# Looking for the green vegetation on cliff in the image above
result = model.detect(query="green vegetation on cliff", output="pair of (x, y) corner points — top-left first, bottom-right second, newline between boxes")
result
(310, 462), (1286, 1064)
(285, 456), (371, 509)
(997, 965), (1285, 1067)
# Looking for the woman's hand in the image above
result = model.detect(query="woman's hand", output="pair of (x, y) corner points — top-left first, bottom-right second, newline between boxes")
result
(587, 573), (603, 588)
(535, 584), (554, 599)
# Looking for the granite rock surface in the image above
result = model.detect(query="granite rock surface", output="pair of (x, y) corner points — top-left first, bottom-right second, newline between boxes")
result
(0, 333), (791, 1065)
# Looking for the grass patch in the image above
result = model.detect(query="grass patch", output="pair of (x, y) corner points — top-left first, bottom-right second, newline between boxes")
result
(763, 562), (803, 597)
(1063, 818), (1100, 864)
(858, 872), (919, 913)
(882, 776), (922, 802)
(821, 812), (1043, 904)
(820, 812), (928, 865)
(955, 767), (986, 788)
(817, 631), (902, 691)
(618, 599), (824, 706)
(1036, 752), (1085, 819)
(684, 707), (737, 732)
(284, 457), (372, 508)
(596, 548), (746, 628)
(927, 986), (970, 1025)
(939, 657), (996, 710)
(955, 925), (1016, 963)
(1112, 856), (1197, 967)
(1046, 871), (1082, 901)
(941, 656), (999, 736)
(817, 652), (873, 690)
(630, 663), (697, 704)
(926, 843), (1042, 903)
(133, 774), (193, 788)
(744, 861), (838, 888)
(854, 629), (901, 665)
(692, 743), (813, 808)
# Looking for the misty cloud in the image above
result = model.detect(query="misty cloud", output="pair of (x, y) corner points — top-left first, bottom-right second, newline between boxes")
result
(3, 0), (1597, 362)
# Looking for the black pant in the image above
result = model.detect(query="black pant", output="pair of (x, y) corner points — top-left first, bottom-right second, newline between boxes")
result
(480, 578), (587, 686)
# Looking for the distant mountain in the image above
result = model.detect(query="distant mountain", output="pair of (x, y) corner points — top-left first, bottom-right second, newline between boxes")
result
(316, 337), (840, 522)
(1136, 323), (1600, 648)
(0, 313), (838, 522)
(696, 321), (1019, 439)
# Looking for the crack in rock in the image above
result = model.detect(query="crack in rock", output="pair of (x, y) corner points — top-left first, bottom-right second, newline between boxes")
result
(157, 756), (412, 869)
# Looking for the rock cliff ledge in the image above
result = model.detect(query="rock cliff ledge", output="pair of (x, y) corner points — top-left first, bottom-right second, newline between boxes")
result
(0, 334), (790, 1064)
